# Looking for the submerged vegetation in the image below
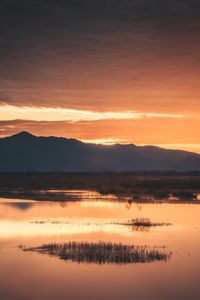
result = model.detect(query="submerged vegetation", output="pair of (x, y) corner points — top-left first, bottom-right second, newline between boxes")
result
(21, 242), (171, 264)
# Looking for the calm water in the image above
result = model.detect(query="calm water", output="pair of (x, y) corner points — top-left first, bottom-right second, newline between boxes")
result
(0, 191), (200, 300)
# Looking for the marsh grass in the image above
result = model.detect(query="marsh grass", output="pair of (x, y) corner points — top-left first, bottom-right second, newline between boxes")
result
(116, 218), (171, 228)
(22, 241), (171, 264)
(1, 172), (199, 205)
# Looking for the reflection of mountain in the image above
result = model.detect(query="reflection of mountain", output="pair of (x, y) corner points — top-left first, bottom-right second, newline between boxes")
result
(1, 201), (34, 210)
(1, 131), (200, 171)
(10, 202), (34, 210)
(22, 242), (171, 264)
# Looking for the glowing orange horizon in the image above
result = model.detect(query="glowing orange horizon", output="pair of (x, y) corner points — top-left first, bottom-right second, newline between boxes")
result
(0, 105), (199, 154)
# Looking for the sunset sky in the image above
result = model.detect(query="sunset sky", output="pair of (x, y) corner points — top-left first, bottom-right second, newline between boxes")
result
(0, 0), (200, 153)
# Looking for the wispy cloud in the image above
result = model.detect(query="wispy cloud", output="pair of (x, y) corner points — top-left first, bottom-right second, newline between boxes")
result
(0, 105), (183, 122)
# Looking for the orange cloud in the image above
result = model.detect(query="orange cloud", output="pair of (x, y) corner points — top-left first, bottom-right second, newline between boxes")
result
(0, 105), (184, 121)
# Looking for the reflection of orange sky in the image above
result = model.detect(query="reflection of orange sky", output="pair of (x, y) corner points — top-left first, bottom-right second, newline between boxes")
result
(1, 200), (199, 224)
(1, 200), (200, 241)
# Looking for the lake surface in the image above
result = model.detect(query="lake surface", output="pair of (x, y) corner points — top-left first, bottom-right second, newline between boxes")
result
(0, 190), (200, 300)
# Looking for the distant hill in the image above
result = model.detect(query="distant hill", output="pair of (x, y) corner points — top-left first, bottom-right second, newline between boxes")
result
(0, 131), (200, 171)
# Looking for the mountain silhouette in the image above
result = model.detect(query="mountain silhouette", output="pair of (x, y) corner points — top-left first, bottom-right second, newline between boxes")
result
(0, 132), (200, 171)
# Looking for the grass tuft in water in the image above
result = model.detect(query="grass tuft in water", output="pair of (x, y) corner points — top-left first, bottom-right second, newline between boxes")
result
(21, 241), (171, 265)
(116, 218), (171, 228)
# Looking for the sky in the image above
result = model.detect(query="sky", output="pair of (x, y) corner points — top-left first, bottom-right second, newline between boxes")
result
(0, 0), (200, 153)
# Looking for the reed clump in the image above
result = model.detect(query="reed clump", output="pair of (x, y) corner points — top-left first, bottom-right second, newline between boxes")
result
(22, 241), (171, 264)
(117, 218), (171, 228)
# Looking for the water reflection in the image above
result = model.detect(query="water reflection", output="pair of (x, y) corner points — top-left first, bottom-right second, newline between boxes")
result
(0, 189), (199, 203)
(1, 193), (200, 300)
(0, 198), (198, 241)
(0, 198), (35, 210)
(0, 219), (138, 238)
(9, 202), (33, 210)
(0, 198), (175, 239)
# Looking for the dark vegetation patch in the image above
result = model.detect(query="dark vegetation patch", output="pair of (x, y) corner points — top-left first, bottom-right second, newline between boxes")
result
(0, 172), (199, 203)
(21, 241), (171, 264)
(30, 219), (72, 224)
(115, 218), (171, 228)
(29, 218), (171, 229)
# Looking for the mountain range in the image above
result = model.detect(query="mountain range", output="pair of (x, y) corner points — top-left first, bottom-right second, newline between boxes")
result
(0, 131), (200, 171)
